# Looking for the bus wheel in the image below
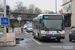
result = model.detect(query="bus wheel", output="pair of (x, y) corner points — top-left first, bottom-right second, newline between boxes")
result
(57, 39), (60, 42)
(38, 35), (42, 41)
(34, 36), (37, 39)
(33, 32), (37, 39)
(32, 32), (34, 36)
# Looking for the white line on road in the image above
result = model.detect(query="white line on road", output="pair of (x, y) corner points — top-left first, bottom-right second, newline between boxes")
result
(31, 38), (42, 45)
(0, 33), (3, 34)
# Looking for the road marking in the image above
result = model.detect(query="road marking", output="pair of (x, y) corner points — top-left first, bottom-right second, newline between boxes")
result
(31, 38), (42, 45)
(25, 32), (28, 35)
(0, 33), (3, 34)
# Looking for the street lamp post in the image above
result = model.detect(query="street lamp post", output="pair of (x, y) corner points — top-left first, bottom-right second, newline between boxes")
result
(55, 0), (57, 14)
(4, 0), (7, 46)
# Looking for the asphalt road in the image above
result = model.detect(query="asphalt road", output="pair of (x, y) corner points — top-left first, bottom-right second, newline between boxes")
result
(15, 32), (75, 50)
(0, 30), (75, 50)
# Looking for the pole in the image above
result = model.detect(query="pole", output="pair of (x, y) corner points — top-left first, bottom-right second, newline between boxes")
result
(55, 0), (57, 14)
(19, 20), (20, 27)
(71, 0), (72, 27)
(19, 20), (20, 32)
(4, 0), (7, 46)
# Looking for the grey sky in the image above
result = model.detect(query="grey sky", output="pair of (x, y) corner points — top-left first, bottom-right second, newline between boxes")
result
(0, 0), (62, 12)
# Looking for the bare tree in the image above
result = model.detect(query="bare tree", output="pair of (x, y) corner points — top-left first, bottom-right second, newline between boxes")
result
(48, 11), (54, 14)
(44, 10), (49, 14)
(14, 1), (27, 13)
(34, 7), (42, 14)
(44, 10), (54, 14)
(27, 4), (35, 13)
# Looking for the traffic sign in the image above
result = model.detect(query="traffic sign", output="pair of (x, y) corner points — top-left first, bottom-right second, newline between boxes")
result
(0, 17), (9, 25)
(17, 17), (21, 21)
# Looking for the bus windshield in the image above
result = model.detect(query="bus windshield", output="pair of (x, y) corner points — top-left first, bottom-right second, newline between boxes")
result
(43, 20), (62, 30)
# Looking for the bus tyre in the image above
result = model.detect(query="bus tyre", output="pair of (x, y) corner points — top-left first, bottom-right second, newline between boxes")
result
(32, 32), (34, 36)
(34, 35), (37, 39)
(57, 39), (60, 42)
(38, 35), (42, 41)
(34, 36), (36, 39)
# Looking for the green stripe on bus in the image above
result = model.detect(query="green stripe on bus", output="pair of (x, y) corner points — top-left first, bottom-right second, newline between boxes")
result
(33, 16), (43, 21)
(63, 17), (64, 19)
(41, 16), (43, 19)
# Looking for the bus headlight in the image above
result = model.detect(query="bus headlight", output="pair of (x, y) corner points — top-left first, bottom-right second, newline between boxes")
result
(41, 31), (46, 34)
(59, 31), (65, 34)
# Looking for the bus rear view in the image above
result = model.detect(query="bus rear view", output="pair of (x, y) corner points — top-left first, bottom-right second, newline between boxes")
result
(32, 14), (65, 41)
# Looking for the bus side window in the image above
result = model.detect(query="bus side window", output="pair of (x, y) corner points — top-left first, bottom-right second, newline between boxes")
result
(33, 22), (34, 29)
(36, 24), (38, 29)
(34, 21), (36, 29)
(39, 21), (41, 28)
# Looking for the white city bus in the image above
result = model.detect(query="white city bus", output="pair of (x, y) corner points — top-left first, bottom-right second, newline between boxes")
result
(32, 14), (65, 41)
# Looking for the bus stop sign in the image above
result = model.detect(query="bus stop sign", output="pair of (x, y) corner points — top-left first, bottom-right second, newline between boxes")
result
(17, 17), (21, 21)
(0, 17), (9, 25)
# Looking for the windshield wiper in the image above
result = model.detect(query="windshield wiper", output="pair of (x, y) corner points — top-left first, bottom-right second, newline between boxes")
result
(44, 27), (62, 31)
(44, 27), (49, 31)
(56, 29), (62, 31)
(44, 27), (55, 30)
(49, 28), (56, 30)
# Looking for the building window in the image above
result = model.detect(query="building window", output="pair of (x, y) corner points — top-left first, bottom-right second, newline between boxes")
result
(27, 16), (31, 18)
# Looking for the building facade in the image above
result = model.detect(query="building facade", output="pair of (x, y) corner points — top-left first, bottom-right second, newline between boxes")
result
(9, 12), (37, 27)
(62, 0), (75, 27)
(71, 0), (75, 27)
(62, 0), (72, 27)
(63, 0), (71, 13)
(0, 12), (38, 27)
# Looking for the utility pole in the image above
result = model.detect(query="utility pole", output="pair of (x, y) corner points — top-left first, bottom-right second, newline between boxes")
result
(55, 0), (57, 14)
(71, 0), (72, 27)
(4, 0), (7, 46)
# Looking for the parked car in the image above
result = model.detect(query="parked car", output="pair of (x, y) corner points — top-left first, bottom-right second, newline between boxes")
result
(24, 24), (27, 29)
(24, 23), (33, 32)
(69, 28), (75, 42)
(1, 25), (4, 28)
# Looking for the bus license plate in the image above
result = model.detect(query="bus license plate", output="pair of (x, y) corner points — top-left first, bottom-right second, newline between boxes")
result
(51, 37), (56, 39)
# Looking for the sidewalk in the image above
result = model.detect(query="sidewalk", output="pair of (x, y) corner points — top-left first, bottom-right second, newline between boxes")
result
(9, 28), (21, 33)
(65, 27), (71, 34)
(9, 27), (25, 34)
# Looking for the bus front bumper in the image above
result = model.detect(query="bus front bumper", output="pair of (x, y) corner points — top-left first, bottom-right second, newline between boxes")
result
(40, 34), (65, 39)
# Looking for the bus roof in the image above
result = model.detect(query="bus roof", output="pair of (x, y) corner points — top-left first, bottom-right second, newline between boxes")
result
(33, 14), (62, 19)
(33, 14), (63, 21)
